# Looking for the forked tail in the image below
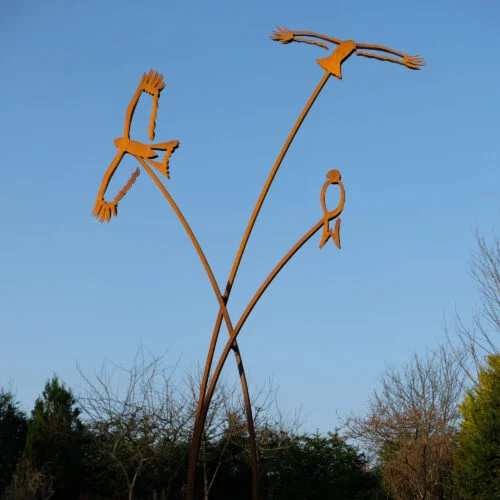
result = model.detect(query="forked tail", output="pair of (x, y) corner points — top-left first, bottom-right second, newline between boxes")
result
(319, 218), (341, 249)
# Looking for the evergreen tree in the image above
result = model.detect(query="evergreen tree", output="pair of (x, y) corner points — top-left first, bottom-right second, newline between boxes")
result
(259, 431), (382, 499)
(455, 354), (500, 498)
(22, 376), (86, 499)
(0, 390), (28, 493)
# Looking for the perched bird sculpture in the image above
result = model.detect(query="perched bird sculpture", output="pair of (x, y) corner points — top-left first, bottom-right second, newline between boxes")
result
(319, 169), (345, 249)
(93, 70), (179, 223)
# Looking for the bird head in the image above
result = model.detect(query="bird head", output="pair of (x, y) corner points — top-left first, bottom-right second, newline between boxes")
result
(327, 169), (341, 183)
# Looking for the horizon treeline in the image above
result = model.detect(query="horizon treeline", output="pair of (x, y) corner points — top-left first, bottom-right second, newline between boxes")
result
(0, 355), (383, 499)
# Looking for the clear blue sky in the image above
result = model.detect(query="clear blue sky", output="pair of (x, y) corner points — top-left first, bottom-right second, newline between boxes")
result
(1, 0), (499, 432)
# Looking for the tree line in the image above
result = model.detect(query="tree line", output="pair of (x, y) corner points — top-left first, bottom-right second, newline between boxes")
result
(0, 353), (381, 499)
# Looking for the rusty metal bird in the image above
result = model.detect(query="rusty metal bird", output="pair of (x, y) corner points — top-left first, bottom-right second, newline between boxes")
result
(319, 169), (345, 249)
(271, 27), (425, 80)
(92, 70), (179, 223)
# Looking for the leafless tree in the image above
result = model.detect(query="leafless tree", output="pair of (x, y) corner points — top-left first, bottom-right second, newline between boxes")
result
(78, 347), (290, 500)
(447, 232), (499, 383)
(78, 346), (192, 500)
(184, 371), (298, 500)
(344, 346), (466, 499)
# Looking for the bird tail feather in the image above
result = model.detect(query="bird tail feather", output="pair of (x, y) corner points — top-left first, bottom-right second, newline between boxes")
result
(319, 218), (342, 249)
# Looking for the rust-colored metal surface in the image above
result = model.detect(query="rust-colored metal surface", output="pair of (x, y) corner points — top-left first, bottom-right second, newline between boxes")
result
(91, 27), (424, 500)
(320, 170), (345, 249)
(93, 70), (179, 222)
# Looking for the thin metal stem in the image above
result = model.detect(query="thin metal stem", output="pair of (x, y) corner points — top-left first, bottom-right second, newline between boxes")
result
(187, 71), (331, 499)
(137, 158), (230, 328)
(199, 217), (325, 461)
(235, 218), (324, 346)
(136, 158), (258, 499)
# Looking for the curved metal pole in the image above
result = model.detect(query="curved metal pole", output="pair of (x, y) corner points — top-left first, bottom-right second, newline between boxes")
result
(135, 158), (258, 498)
(187, 71), (331, 498)
(195, 218), (325, 462)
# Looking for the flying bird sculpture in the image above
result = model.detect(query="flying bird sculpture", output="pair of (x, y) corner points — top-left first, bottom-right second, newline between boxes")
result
(92, 70), (179, 222)
(271, 26), (425, 79)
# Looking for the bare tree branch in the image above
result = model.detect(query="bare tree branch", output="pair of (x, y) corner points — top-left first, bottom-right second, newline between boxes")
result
(343, 346), (465, 499)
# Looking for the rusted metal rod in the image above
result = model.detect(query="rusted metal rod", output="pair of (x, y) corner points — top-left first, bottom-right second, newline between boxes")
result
(187, 71), (332, 499)
(193, 216), (334, 493)
(136, 160), (260, 499)
(90, 70), (259, 500)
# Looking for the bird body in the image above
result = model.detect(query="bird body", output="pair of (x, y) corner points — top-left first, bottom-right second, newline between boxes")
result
(114, 137), (158, 159)
(316, 40), (356, 79)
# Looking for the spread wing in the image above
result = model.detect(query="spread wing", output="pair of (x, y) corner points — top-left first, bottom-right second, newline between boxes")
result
(271, 28), (425, 71)
(123, 69), (166, 140)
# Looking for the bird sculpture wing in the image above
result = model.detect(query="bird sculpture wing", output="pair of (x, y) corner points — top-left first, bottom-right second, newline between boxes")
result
(92, 70), (171, 223)
(271, 27), (425, 71)
(123, 69), (166, 141)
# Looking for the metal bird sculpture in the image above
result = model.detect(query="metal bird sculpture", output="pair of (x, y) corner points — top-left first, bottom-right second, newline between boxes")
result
(92, 70), (179, 223)
(271, 27), (425, 79)
(319, 169), (345, 249)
